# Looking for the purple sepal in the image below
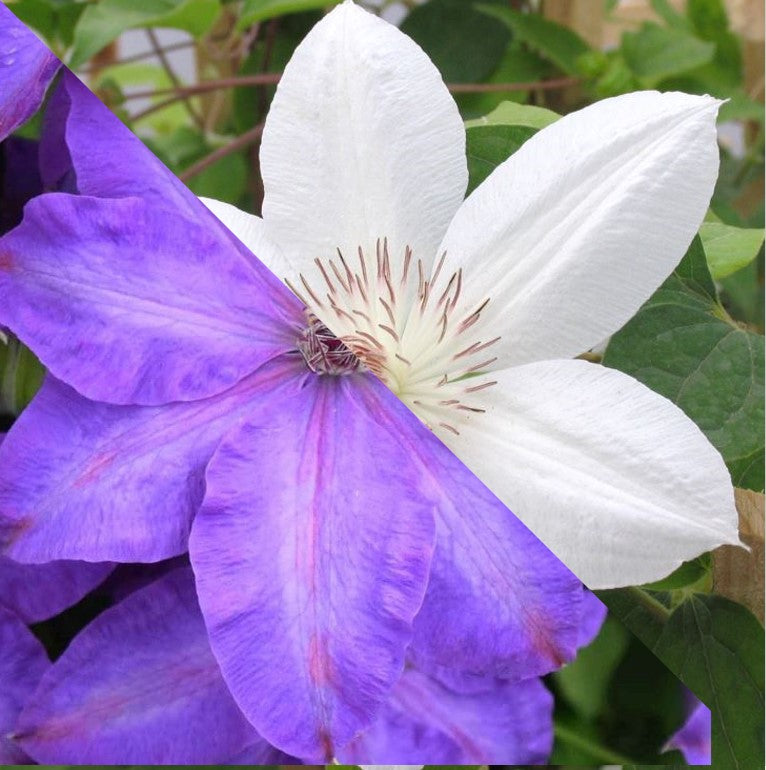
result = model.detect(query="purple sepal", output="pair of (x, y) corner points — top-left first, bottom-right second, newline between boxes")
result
(354, 379), (584, 681)
(0, 357), (306, 563)
(0, 606), (49, 764)
(0, 555), (111, 623)
(339, 668), (553, 764)
(0, 193), (301, 406)
(16, 567), (276, 764)
(665, 699), (712, 765)
(190, 371), (436, 761)
(38, 71), (299, 317)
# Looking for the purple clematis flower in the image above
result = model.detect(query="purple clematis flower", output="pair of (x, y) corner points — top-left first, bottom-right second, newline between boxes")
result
(14, 565), (588, 764)
(0, 605), (49, 765)
(0, 31), (589, 764)
(13, 567), (295, 765)
(665, 698), (712, 765)
(0, 432), (112, 624)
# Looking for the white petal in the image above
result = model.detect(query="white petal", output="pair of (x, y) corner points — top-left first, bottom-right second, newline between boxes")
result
(260, 0), (467, 278)
(199, 197), (292, 278)
(439, 359), (739, 589)
(438, 91), (721, 368)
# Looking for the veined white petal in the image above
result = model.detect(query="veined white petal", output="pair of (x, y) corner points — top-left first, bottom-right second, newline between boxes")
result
(260, 0), (467, 281)
(438, 91), (721, 369)
(438, 359), (739, 589)
(199, 197), (292, 278)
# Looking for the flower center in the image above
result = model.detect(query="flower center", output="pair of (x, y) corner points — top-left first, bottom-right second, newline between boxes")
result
(287, 238), (499, 434)
(297, 314), (361, 375)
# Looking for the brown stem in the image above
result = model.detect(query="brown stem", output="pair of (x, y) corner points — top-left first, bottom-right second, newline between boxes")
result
(146, 28), (204, 130)
(179, 124), (265, 182)
(124, 73), (579, 101)
(78, 40), (196, 75)
(125, 74), (283, 100)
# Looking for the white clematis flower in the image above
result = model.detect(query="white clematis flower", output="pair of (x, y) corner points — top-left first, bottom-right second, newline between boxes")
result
(203, 0), (740, 589)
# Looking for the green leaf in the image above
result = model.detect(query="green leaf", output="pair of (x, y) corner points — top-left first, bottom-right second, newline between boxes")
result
(186, 151), (248, 204)
(477, 5), (590, 76)
(687, 0), (730, 40)
(401, 0), (510, 83)
(464, 101), (558, 194)
(70, 0), (221, 68)
(699, 222), (764, 279)
(621, 22), (716, 83)
(598, 590), (765, 770)
(455, 42), (548, 117)
(7, 0), (56, 43)
(238, 0), (339, 28)
(718, 93), (766, 124)
(7, 0), (86, 54)
(0, 338), (45, 415)
(554, 617), (629, 719)
(465, 100), (559, 130)
(465, 124), (537, 195)
(641, 554), (713, 592)
(649, 0), (692, 30)
(655, 596), (765, 769)
(604, 236), (765, 492)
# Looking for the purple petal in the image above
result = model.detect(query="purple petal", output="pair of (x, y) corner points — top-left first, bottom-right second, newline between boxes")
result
(190, 372), (436, 760)
(665, 699), (711, 765)
(1, 138), (42, 234)
(0, 606), (49, 764)
(0, 556), (111, 623)
(353, 380), (583, 680)
(39, 71), (296, 301)
(0, 6), (59, 142)
(39, 71), (194, 213)
(0, 193), (301, 405)
(340, 669), (553, 764)
(578, 589), (608, 649)
(16, 567), (270, 764)
(0, 357), (305, 563)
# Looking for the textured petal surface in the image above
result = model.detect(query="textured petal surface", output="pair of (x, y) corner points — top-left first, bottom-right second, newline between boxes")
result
(260, 0), (467, 277)
(190, 371), (436, 760)
(0, 357), (305, 563)
(354, 378), (583, 680)
(443, 359), (739, 588)
(438, 91), (720, 368)
(0, 556), (112, 623)
(340, 669), (553, 764)
(0, 6), (59, 142)
(37, 71), (301, 330)
(16, 567), (268, 765)
(0, 607), (49, 764)
(0, 193), (300, 405)
(665, 700), (711, 765)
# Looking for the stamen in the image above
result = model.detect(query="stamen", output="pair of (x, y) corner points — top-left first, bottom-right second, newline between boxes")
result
(315, 259), (336, 294)
(288, 242), (501, 431)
